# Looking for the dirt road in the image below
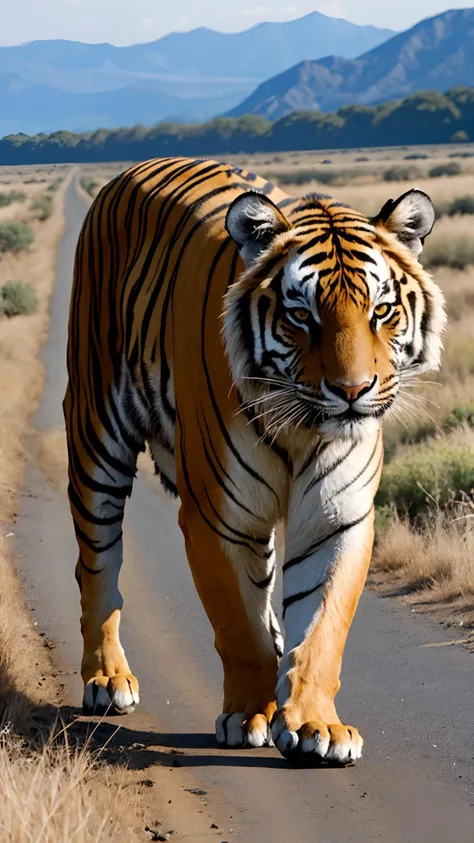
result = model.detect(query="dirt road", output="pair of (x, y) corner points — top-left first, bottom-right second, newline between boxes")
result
(15, 177), (474, 842)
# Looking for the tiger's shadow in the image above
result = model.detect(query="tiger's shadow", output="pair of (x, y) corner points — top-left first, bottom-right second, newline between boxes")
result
(61, 706), (293, 770)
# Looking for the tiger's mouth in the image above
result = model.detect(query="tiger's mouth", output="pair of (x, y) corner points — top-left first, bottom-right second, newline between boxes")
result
(321, 403), (392, 422)
(240, 375), (396, 442)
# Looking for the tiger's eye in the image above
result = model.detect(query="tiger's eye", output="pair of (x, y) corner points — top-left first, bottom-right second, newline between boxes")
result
(374, 302), (392, 319)
(291, 308), (310, 323)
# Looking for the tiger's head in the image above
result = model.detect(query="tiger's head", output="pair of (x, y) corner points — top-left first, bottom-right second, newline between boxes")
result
(223, 189), (446, 442)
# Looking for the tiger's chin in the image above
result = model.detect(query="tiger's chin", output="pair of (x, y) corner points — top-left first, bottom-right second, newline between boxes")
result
(318, 414), (381, 442)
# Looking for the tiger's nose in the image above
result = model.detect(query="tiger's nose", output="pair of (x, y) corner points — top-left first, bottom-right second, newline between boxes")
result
(326, 380), (373, 403)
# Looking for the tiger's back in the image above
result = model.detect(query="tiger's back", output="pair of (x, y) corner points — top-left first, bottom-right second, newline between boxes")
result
(67, 157), (292, 496)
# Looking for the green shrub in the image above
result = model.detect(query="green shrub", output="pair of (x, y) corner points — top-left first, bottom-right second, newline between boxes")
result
(435, 196), (474, 216)
(377, 436), (474, 518)
(264, 167), (365, 186)
(429, 162), (462, 178)
(0, 221), (34, 252)
(264, 168), (336, 185)
(450, 130), (469, 143)
(356, 156), (369, 162)
(8, 190), (26, 202)
(30, 194), (53, 220)
(80, 177), (99, 196)
(383, 164), (421, 182)
(0, 190), (26, 207)
(449, 151), (474, 158)
(404, 153), (428, 160)
(444, 195), (474, 217)
(422, 234), (474, 269)
(46, 178), (62, 193)
(443, 404), (474, 431)
(448, 196), (474, 215)
(0, 281), (38, 317)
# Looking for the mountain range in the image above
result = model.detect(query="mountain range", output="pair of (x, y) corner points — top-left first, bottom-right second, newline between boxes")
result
(0, 13), (394, 136)
(229, 8), (474, 119)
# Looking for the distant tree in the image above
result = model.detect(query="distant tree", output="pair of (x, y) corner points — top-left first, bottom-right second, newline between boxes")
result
(429, 161), (462, 177)
(2, 86), (474, 164)
(451, 129), (469, 142)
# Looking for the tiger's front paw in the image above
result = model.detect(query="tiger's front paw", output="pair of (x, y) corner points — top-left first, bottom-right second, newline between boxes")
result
(83, 673), (140, 715)
(272, 713), (363, 765)
(216, 712), (274, 748)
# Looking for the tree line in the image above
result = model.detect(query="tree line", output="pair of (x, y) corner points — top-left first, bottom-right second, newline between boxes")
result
(1, 88), (474, 165)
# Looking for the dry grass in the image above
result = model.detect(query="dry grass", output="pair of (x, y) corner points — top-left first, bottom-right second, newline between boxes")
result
(373, 515), (474, 634)
(422, 214), (474, 269)
(374, 515), (474, 597)
(0, 734), (140, 843)
(0, 168), (143, 842)
(0, 178), (66, 522)
(294, 173), (474, 217)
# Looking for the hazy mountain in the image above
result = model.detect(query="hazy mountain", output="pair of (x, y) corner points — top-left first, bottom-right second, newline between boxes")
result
(228, 8), (474, 119)
(0, 13), (394, 134)
(0, 75), (241, 138)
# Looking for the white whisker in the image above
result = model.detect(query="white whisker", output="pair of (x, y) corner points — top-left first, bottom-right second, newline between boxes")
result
(235, 388), (295, 416)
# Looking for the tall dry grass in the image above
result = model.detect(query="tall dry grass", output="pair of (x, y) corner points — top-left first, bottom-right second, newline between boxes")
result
(374, 514), (474, 612)
(0, 731), (140, 843)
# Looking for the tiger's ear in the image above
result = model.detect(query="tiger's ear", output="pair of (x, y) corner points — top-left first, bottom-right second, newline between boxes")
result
(372, 189), (435, 257)
(226, 191), (291, 266)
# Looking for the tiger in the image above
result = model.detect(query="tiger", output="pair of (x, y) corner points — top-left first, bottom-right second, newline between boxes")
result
(64, 156), (445, 764)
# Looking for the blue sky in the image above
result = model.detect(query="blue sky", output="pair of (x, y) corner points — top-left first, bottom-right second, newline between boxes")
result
(1, 1), (470, 46)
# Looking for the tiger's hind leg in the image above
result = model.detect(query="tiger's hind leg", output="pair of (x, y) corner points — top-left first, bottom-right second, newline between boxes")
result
(178, 490), (282, 749)
(64, 383), (143, 715)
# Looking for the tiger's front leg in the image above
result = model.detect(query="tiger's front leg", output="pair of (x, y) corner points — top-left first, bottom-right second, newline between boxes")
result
(272, 434), (382, 764)
(178, 489), (283, 749)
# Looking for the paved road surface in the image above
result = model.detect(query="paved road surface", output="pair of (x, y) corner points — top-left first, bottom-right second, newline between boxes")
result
(15, 177), (474, 842)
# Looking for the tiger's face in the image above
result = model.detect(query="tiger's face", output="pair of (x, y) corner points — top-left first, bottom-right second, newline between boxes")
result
(224, 189), (446, 442)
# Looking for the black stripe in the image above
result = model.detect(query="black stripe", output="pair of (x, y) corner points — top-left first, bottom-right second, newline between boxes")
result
(327, 435), (380, 502)
(199, 413), (266, 523)
(248, 565), (275, 589)
(74, 521), (122, 555)
(68, 483), (124, 527)
(198, 239), (279, 500)
(80, 556), (104, 575)
(303, 442), (357, 496)
(282, 582), (324, 617)
(203, 487), (270, 548)
(177, 408), (266, 556)
(296, 439), (330, 479)
(283, 508), (372, 573)
(359, 449), (383, 490)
